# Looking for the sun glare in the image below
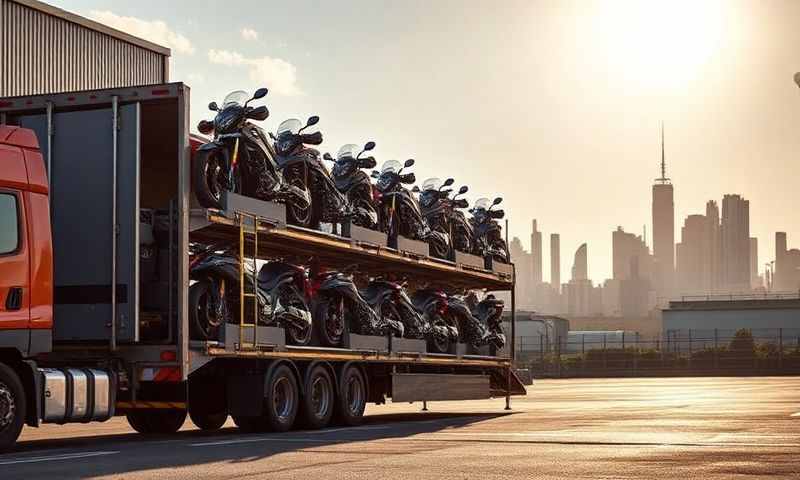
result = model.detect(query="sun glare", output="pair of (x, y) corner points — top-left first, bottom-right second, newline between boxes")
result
(589, 0), (726, 92)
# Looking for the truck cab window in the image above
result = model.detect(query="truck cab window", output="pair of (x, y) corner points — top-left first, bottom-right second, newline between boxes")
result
(0, 193), (19, 254)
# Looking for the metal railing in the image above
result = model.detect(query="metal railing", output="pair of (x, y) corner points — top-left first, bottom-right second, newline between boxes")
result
(517, 328), (800, 377)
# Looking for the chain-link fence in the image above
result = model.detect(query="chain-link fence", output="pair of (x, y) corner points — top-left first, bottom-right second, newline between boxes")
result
(517, 328), (800, 377)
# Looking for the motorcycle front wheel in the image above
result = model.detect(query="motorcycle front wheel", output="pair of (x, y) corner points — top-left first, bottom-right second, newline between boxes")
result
(313, 297), (346, 347)
(193, 148), (238, 209)
(285, 180), (315, 228)
(188, 280), (225, 341)
(281, 287), (313, 346)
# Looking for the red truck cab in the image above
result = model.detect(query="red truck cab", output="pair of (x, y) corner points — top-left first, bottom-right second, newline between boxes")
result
(0, 125), (53, 355)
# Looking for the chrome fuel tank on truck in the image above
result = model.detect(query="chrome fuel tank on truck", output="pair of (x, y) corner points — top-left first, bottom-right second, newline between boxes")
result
(40, 368), (116, 423)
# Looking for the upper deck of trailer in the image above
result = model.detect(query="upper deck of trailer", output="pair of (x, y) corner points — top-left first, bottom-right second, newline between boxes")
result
(189, 208), (515, 292)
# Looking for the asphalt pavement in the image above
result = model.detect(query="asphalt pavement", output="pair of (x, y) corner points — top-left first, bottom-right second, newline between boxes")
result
(4, 376), (799, 479)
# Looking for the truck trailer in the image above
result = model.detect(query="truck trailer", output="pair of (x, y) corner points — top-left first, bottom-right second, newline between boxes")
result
(0, 82), (525, 451)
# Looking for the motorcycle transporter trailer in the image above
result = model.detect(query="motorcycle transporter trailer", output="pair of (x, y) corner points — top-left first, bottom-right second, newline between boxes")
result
(0, 82), (525, 450)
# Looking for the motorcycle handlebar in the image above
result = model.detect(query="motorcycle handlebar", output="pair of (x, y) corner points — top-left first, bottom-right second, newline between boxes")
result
(359, 156), (377, 169)
(453, 198), (469, 209)
(400, 173), (416, 184)
(490, 209), (505, 219)
(246, 105), (269, 121)
(300, 131), (323, 145)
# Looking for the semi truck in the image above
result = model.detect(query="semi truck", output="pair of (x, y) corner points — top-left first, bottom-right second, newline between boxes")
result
(0, 82), (524, 451)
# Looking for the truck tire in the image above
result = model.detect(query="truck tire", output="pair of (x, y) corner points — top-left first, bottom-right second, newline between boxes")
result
(126, 410), (186, 434)
(190, 411), (228, 431)
(0, 363), (25, 452)
(262, 364), (299, 432)
(333, 365), (366, 426)
(297, 364), (334, 429)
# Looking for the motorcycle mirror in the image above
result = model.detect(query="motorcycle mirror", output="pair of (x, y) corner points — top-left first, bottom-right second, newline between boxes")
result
(493, 197), (503, 206)
(364, 141), (376, 151)
(443, 178), (455, 188)
(458, 185), (469, 195)
(306, 115), (320, 127)
(208, 101), (219, 111)
(323, 152), (334, 161)
(404, 158), (415, 168)
(252, 87), (269, 100)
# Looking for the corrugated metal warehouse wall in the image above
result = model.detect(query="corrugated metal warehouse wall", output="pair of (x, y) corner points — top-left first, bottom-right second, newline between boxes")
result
(0, 0), (169, 97)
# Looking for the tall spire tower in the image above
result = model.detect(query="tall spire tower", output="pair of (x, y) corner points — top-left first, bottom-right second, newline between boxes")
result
(652, 122), (675, 296)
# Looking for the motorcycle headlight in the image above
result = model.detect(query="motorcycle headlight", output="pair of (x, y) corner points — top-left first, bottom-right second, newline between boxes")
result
(213, 107), (243, 134)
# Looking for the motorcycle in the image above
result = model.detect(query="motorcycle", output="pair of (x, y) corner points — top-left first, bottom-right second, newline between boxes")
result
(193, 88), (310, 212)
(446, 291), (506, 349)
(410, 289), (461, 354)
(187, 244), (312, 345)
(323, 141), (379, 229)
(273, 116), (347, 229)
(311, 270), (404, 347)
(255, 261), (314, 345)
(373, 160), (449, 253)
(417, 179), (473, 258)
(470, 197), (510, 263)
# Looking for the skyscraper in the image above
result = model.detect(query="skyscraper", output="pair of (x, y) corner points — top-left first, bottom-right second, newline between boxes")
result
(531, 220), (543, 285)
(550, 233), (561, 291)
(721, 194), (750, 291)
(705, 200), (722, 291)
(572, 243), (588, 281)
(652, 124), (675, 295)
(612, 226), (652, 281)
(749, 237), (759, 289)
(676, 214), (711, 294)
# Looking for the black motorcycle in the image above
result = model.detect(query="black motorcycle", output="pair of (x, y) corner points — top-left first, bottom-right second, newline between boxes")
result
(256, 261), (314, 345)
(324, 142), (378, 229)
(373, 160), (449, 254)
(273, 116), (347, 229)
(312, 270), (404, 347)
(187, 244), (312, 345)
(193, 88), (310, 212)
(470, 197), (510, 263)
(417, 179), (473, 258)
(446, 291), (506, 349)
(410, 289), (460, 354)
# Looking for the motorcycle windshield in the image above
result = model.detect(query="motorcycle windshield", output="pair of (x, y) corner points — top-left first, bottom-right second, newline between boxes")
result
(277, 118), (302, 137)
(474, 197), (491, 210)
(222, 90), (249, 108)
(336, 144), (359, 160)
(421, 177), (442, 192)
(380, 160), (402, 174)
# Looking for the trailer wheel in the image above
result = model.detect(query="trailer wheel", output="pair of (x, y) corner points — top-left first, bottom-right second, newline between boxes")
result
(297, 364), (334, 429)
(333, 365), (366, 426)
(313, 297), (345, 347)
(126, 410), (186, 434)
(190, 411), (228, 431)
(0, 363), (25, 452)
(262, 364), (299, 432)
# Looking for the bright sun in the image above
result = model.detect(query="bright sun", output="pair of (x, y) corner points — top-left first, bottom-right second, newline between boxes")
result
(588, 0), (726, 92)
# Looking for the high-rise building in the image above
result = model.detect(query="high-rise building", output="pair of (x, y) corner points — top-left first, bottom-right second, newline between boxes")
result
(531, 220), (543, 285)
(721, 194), (750, 291)
(774, 232), (800, 291)
(550, 233), (561, 291)
(652, 124), (675, 296)
(749, 237), (760, 289)
(705, 200), (722, 291)
(612, 226), (653, 281)
(571, 243), (588, 281)
(509, 237), (534, 308)
(676, 214), (712, 294)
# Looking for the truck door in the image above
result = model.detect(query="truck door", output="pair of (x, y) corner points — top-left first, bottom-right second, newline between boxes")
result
(0, 182), (31, 354)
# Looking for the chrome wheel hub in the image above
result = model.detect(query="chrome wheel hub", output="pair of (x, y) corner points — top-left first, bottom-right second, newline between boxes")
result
(0, 382), (15, 430)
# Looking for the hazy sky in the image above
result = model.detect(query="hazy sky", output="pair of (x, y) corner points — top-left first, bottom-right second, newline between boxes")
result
(52, 0), (800, 284)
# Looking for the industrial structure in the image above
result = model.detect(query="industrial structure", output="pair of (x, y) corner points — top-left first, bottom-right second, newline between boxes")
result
(0, 0), (170, 98)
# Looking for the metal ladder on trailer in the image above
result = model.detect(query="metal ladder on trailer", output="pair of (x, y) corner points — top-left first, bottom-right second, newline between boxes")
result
(237, 211), (263, 350)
